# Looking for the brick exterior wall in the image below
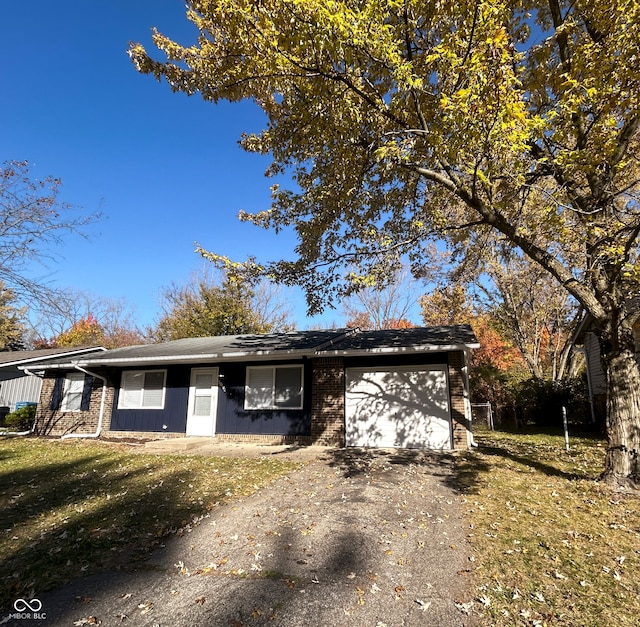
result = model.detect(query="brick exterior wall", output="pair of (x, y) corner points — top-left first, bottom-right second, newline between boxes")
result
(310, 357), (345, 446)
(35, 372), (114, 437)
(447, 351), (470, 450)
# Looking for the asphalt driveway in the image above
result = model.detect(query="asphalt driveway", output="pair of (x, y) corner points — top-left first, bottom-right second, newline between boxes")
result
(25, 447), (478, 626)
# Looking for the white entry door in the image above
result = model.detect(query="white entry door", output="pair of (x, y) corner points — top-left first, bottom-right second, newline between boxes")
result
(186, 367), (219, 436)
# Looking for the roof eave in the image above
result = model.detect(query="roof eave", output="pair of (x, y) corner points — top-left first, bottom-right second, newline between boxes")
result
(71, 348), (318, 368)
(12, 346), (106, 370)
(316, 343), (480, 357)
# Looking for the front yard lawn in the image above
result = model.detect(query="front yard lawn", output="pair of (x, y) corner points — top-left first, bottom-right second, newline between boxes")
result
(0, 437), (298, 611)
(461, 430), (640, 626)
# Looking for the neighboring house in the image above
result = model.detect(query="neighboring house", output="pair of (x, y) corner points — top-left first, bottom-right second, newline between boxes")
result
(573, 315), (640, 424)
(0, 346), (106, 422)
(29, 326), (479, 450)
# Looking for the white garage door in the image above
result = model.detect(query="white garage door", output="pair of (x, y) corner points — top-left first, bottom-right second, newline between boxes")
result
(345, 365), (452, 449)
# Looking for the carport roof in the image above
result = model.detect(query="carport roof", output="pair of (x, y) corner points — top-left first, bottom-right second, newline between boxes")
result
(33, 325), (479, 368)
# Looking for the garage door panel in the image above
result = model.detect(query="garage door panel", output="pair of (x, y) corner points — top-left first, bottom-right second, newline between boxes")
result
(345, 366), (452, 449)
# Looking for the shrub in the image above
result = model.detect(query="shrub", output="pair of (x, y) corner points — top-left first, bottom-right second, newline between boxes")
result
(4, 405), (36, 431)
(472, 373), (591, 430)
(511, 376), (591, 428)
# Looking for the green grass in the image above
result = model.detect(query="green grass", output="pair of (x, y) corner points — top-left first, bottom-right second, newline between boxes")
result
(459, 430), (640, 626)
(0, 437), (299, 611)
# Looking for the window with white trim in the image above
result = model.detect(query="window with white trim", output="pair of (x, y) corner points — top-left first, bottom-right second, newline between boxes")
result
(244, 365), (303, 410)
(62, 373), (84, 412)
(118, 370), (167, 409)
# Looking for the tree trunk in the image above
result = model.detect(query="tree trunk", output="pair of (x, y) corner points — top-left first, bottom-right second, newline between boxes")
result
(602, 347), (640, 489)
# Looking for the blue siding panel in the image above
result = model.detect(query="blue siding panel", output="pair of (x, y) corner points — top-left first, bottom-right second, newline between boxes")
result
(110, 366), (190, 433)
(216, 362), (311, 436)
(109, 361), (311, 436)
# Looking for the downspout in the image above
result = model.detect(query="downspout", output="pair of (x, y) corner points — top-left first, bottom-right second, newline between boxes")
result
(61, 366), (107, 440)
(0, 367), (43, 437)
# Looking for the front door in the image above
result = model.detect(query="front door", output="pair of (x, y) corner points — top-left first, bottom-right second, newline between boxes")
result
(186, 367), (219, 436)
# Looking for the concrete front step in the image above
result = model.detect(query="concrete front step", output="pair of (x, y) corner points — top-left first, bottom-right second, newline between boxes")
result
(143, 436), (212, 452)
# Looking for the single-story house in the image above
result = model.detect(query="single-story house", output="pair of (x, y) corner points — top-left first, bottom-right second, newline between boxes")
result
(0, 346), (105, 424)
(28, 326), (479, 449)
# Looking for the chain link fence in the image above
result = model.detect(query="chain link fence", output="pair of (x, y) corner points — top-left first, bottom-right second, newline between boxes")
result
(471, 402), (494, 432)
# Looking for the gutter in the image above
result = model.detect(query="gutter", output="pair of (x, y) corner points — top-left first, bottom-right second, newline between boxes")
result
(61, 366), (107, 440)
(316, 342), (481, 357)
(65, 348), (320, 368)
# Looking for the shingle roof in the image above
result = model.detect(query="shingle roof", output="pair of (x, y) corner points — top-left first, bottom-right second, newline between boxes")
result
(316, 325), (479, 354)
(37, 326), (479, 368)
(0, 346), (105, 368)
(63, 330), (355, 366)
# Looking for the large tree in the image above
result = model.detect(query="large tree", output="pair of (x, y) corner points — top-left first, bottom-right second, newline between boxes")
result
(0, 283), (26, 350)
(131, 1), (640, 487)
(343, 266), (419, 329)
(30, 290), (144, 349)
(478, 248), (581, 382)
(151, 272), (294, 342)
(0, 161), (97, 305)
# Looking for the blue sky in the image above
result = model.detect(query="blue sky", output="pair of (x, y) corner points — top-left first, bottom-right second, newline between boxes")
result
(1, 1), (347, 332)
